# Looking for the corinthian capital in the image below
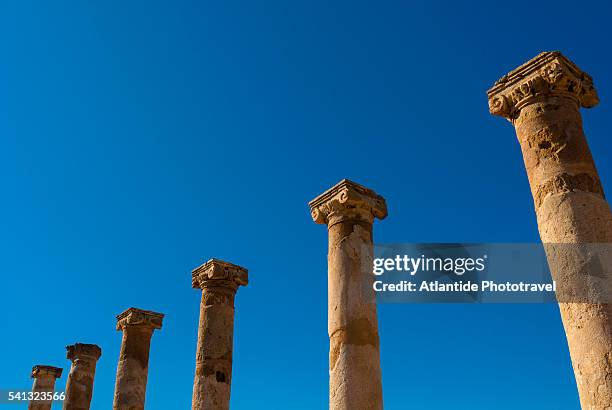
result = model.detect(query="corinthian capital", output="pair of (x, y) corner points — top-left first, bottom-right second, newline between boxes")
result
(192, 259), (248, 291)
(116, 307), (164, 331)
(66, 343), (102, 361)
(31, 365), (62, 379)
(309, 179), (387, 226)
(487, 51), (599, 120)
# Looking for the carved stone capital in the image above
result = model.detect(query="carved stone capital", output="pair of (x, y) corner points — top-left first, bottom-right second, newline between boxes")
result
(309, 179), (387, 226)
(192, 259), (248, 291)
(116, 307), (164, 331)
(487, 51), (599, 120)
(31, 365), (62, 379)
(66, 343), (102, 362)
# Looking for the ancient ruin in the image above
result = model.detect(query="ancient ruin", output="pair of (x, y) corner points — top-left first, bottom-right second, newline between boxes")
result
(19, 50), (612, 410)
(488, 51), (612, 409)
(113, 307), (164, 410)
(28, 365), (62, 410)
(63, 343), (102, 410)
(310, 179), (387, 410)
(191, 259), (249, 410)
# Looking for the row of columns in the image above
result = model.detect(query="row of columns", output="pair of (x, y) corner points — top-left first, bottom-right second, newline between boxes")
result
(29, 343), (102, 410)
(26, 51), (611, 410)
(308, 53), (611, 410)
(27, 308), (164, 410)
(26, 259), (250, 410)
(306, 50), (612, 410)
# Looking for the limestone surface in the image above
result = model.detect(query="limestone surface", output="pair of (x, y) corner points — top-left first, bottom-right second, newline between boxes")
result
(488, 51), (612, 409)
(29, 365), (62, 410)
(63, 343), (102, 410)
(310, 179), (387, 410)
(191, 259), (248, 410)
(113, 307), (164, 410)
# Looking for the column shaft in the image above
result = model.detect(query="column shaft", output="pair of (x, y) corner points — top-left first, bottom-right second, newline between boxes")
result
(29, 378), (56, 410)
(515, 98), (612, 408)
(192, 287), (235, 409)
(328, 219), (382, 410)
(113, 328), (153, 409)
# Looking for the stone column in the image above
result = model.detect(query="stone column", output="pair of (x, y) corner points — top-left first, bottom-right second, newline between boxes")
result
(309, 179), (387, 410)
(63, 343), (102, 410)
(488, 51), (612, 409)
(191, 259), (248, 410)
(113, 307), (164, 410)
(29, 365), (62, 410)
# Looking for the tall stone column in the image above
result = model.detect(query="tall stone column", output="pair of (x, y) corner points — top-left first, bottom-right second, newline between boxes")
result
(29, 365), (62, 410)
(191, 259), (248, 410)
(63, 343), (102, 410)
(309, 179), (387, 410)
(488, 51), (612, 409)
(113, 307), (164, 410)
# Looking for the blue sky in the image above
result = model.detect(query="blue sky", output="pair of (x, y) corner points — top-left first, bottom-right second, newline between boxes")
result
(2, 1), (612, 409)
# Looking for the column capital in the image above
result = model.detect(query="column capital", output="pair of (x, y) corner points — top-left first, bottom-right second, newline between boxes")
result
(31, 365), (62, 379)
(116, 307), (164, 331)
(192, 259), (248, 291)
(66, 343), (102, 361)
(487, 51), (599, 120)
(309, 179), (387, 226)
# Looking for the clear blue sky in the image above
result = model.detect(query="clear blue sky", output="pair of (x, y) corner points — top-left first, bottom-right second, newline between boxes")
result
(2, 1), (611, 409)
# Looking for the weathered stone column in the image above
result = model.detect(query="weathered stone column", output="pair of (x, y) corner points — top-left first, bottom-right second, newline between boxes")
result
(488, 51), (612, 409)
(29, 365), (62, 410)
(191, 259), (248, 410)
(63, 343), (102, 410)
(113, 307), (164, 410)
(309, 179), (387, 410)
